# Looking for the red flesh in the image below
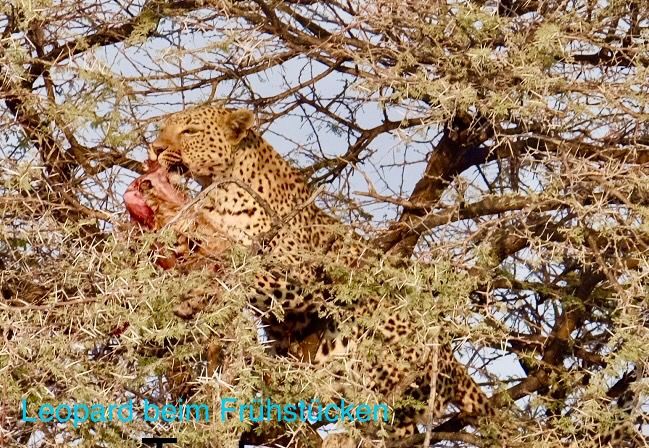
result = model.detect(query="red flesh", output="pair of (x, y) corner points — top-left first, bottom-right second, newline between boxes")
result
(124, 160), (187, 230)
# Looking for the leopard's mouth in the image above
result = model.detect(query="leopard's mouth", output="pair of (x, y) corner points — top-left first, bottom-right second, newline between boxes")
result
(164, 161), (213, 188)
(166, 161), (189, 176)
(152, 147), (190, 177)
(153, 152), (211, 188)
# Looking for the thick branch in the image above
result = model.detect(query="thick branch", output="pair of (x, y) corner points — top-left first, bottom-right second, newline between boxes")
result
(376, 114), (494, 256)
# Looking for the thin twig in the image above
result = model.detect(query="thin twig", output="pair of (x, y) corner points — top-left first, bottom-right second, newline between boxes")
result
(254, 184), (326, 250)
(162, 176), (282, 230)
(162, 176), (325, 251)
(423, 334), (440, 447)
(0, 298), (97, 311)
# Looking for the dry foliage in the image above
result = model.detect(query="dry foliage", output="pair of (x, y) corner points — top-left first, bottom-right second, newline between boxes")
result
(1, 0), (648, 447)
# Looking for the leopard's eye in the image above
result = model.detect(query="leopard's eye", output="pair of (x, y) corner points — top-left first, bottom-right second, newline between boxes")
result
(180, 124), (204, 135)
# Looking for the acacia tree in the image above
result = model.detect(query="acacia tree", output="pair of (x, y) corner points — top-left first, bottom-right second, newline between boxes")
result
(1, 0), (648, 447)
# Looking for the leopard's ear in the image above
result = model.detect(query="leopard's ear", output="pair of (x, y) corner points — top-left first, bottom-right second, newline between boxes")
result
(225, 109), (254, 143)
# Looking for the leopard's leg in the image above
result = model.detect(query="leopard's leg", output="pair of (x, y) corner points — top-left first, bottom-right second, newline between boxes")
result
(248, 264), (343, 318)
(369, 349), (489, 442)
(443, 351), (493, 418)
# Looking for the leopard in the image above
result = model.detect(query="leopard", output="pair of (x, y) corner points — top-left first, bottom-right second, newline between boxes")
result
(151, 106), (365, 341)
(148, 104), (497, 443)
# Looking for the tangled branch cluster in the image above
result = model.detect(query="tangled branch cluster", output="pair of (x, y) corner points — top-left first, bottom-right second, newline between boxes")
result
(1, 0), (648, 446)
